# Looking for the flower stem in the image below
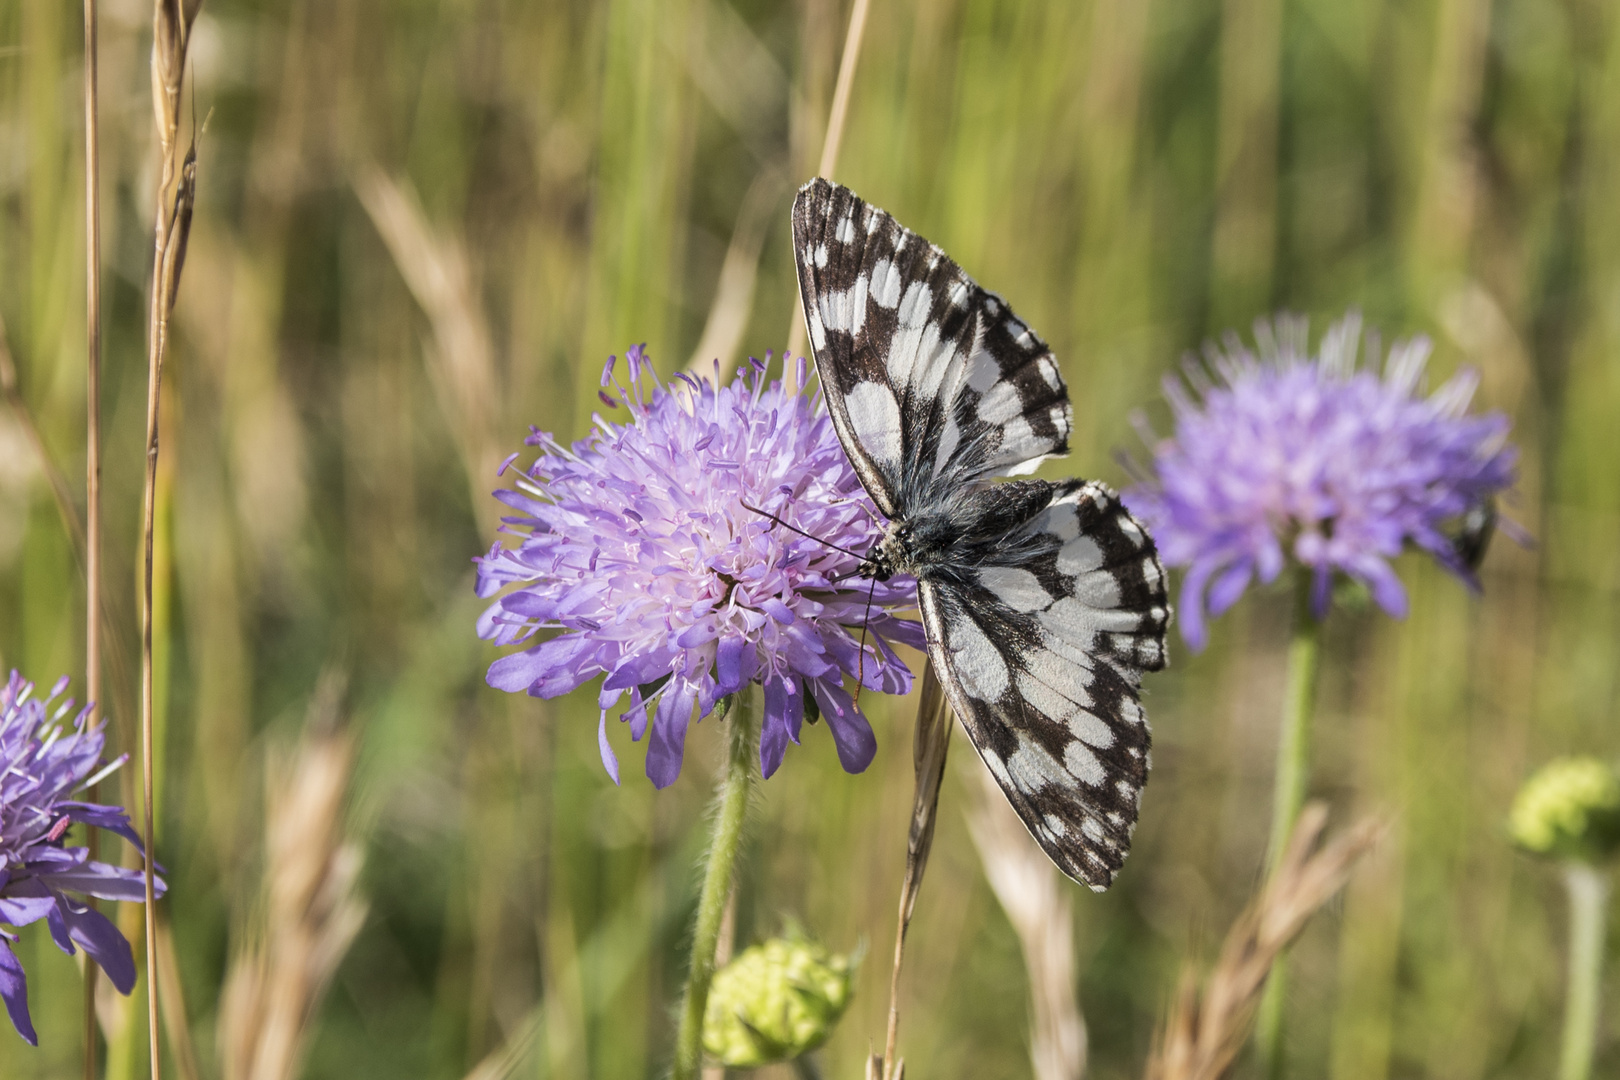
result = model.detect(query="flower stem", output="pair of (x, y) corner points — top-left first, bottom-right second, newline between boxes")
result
(1560, 862), (1610, 1080)
(673, 692), (757, 1080)
(1256, 570), (1323, 1078)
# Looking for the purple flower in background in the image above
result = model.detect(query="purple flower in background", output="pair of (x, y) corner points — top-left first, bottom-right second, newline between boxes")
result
(1124, 313), (1518, 650)
(0, 671), (163, 1045)
(476, 347), (925, 787)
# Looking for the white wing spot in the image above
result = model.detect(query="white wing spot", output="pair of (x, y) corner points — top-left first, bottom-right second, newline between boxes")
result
(948, 612), (1009, 701)
(1051, 403), (1072, 438)
(1081, 817), (1107, 843)
(1064, 740), (1107, 787)
(1039, 597), (1108, 652)
(964, 345), (1001, 393)
(978, 566), (1052, 612)
(817, 275), (869, 338)
(897, 281), (932, 329)
(871, 259), (902, 308)
(1042, 503), (1079, 541)
(1039, 630), (1092, 668)
(836, 213), (856, 243)
(1006, 317), (1030, 343)
(1071, 569), (1123, 609)
(1017, 671), (1074, 724)
(1037, 356), (1061, 390)
(1070, 709), (1115, 749)
(1142, 557), (1164, 590)
(814, 243), (829, 268)
(1022, 647), (1092, 705)
(1057, 535), (1104, 576)
(983, 751), (1013, 791)
(865, 210), (883, 235)
(1044, 813), (1068, 838)
(996, 417), (1045, 474)
(949, 281), (972, 309)
(1009, 735), (1070, 791)
(844, 381), (902, 471)
(977, 382), (1022, 425)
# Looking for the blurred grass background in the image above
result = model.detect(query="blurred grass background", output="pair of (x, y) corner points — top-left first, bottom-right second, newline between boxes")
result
(1, 0), (1617, 1077)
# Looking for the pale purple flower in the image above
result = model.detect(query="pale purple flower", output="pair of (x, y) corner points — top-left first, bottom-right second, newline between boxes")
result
(1124, 313), (1518, 650)
(0, 671), (163, 1045)
(476, 347), (925, 787)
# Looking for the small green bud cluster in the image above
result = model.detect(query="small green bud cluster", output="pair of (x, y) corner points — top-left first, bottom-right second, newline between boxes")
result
(701, 936), (855, 1067)
(1510, 757), (1620, 863)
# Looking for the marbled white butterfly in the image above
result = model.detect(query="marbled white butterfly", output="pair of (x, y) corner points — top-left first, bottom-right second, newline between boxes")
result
(791, 178), (1170, 890)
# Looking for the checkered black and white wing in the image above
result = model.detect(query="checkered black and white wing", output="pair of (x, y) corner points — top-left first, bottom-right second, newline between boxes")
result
(791, 178), (1073, 515)
(920, 481), (1170, 890)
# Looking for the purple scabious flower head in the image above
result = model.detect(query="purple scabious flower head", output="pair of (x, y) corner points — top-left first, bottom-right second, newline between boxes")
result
(0, 671), (164, 1045)
(1124, 313), (1518, 650)
(476, 347), (925, 787)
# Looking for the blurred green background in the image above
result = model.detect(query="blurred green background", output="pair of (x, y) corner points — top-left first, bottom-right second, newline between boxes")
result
(1, 0), (1617, 1077)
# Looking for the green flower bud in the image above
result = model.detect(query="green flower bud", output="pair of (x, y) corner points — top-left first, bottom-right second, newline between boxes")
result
(701, 937), (855, 1067)
(1510, 757), (1620, 862)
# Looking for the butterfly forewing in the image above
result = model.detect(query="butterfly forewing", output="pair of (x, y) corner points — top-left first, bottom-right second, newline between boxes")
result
(791, 178), (1170, 890)
(791, 178), (1074, 509)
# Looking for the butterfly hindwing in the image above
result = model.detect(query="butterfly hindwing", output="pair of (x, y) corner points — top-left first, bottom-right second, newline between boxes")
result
(921, 481), (1169, 889)
(791, 178), (1073, 503)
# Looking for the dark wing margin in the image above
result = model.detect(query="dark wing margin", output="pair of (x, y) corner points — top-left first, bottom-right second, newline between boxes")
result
(919, 480), (1170, 890)
(790, 178), (1075, 514)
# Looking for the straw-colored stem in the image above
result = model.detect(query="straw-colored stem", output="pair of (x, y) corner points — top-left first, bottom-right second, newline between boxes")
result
(1559, 863), (1609, 1080)
(142, 4), (197, 1074)
(785, 0), (872, 370)
(672, 693), (756, 1080)
(880, 661), (954, 1080)
(139, 277), (167, 1080)
(1255, 571), (1323, 1078)
(82, 0), (104, 1070)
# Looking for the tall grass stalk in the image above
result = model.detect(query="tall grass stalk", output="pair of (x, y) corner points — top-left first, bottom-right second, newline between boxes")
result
(141, 1), (198, 1075)
(81, 0), (103, 1072)
(874, 662), (953, 1080)
(672, 693), (754, 1080)
(784, 0), (871, 369)
(1254, 571), (1323, 1077)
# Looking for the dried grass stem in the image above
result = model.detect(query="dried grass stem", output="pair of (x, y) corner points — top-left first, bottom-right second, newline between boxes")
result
(1146, 804), (1383, 1080)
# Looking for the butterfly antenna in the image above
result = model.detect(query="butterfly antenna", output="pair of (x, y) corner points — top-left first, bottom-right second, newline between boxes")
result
(853, 574), (878, 708)
(739, 498), (869, 561)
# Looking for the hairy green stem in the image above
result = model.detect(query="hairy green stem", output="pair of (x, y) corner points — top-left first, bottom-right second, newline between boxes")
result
(673, 692), (757, 1080)
(1560, 862), (1610, 1080)
(1256, 570), (1323, 1078)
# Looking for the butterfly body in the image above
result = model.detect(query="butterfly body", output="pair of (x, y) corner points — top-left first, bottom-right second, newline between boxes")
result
(792, 178), (1170, 890)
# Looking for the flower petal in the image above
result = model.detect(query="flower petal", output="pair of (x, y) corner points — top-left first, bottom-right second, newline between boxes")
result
(1206, 560), (1253, 617)
(487, 634), (600, 696)
(646, 681), (697, 789)
(808, 680), (876, 774)
(0, 896), (54, 927)
(598, 711), (621, 786)
(63, 902), (137, 994)
(0, 941), (35, 1045)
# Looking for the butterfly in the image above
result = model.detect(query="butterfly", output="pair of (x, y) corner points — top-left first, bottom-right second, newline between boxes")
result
(790, 178), (1170, 890)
